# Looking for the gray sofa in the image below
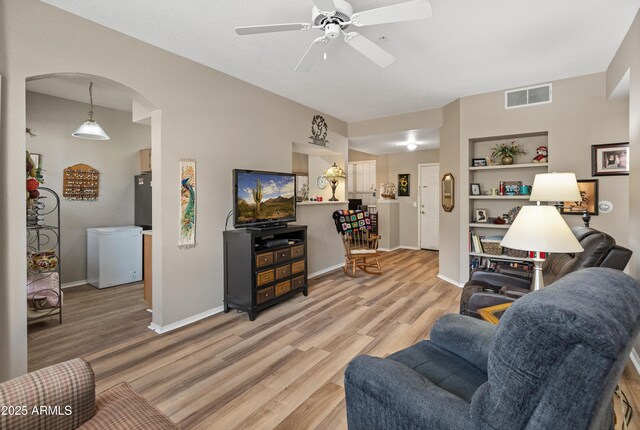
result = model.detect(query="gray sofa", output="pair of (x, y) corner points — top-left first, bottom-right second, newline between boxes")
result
(345, 268), (640, 429)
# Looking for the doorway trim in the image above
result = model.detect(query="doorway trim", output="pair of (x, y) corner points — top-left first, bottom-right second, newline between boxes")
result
(417, 163), (440, 250)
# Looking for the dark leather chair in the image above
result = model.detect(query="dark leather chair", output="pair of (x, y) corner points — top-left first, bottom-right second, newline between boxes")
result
(460, 226), (632, 318)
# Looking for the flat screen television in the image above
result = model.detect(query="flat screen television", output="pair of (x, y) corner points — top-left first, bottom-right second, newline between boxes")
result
(233, 169), (296, 229)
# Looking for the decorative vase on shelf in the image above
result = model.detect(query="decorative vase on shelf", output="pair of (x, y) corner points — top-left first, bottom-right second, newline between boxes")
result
(501, 156), (513, 165)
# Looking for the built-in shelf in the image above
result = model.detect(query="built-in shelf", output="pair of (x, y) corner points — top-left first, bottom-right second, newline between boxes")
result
(469, 196), (530, 200)
(469, 223), (511, 229)
(469, 162), (548, 171)
(469, 252), (533, 262)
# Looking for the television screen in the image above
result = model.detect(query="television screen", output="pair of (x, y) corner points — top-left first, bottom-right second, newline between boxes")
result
(234, 169), (296, 228)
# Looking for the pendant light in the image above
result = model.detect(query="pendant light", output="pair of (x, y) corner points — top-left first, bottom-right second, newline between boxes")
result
(72, 82), (110, 140)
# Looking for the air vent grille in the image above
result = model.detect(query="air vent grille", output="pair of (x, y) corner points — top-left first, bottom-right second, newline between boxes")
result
(505, 84), (552, 109)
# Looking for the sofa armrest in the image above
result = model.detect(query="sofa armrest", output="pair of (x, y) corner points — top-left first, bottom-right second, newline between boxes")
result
(345, 355), (472, 430)
(429, 313), (496, 373)
(0, 358), (96, 429)
(468, 270), (532, 290)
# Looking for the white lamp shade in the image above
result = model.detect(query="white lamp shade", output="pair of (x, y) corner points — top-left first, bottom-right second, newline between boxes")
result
(529, 172), (580, 202)
(501, 205), (583, 253)
(72, 120), (110, 140)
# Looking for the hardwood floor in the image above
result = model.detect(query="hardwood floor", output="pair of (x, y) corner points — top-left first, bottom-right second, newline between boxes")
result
(26, 250), (640, 429)
(28, 282), (151, 370)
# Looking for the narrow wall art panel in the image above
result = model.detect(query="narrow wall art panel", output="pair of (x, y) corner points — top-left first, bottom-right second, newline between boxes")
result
(179, 159), (197, 248)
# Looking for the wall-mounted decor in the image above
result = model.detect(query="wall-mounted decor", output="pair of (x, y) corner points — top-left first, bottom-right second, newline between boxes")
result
(179, 159), (197, 248)
(441, 173), (454, 212)
(308, 114), (329, 147)
(30, 153), (41, 169)
(561, 179), (598, 216)
(591, 142), (629, 176)
(380, 182), (396, 199)
(398, 173), (410, 196)
(63, 163), (99, 201)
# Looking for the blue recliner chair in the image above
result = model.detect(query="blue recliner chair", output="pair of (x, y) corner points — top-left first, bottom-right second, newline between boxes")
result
(345, 268), (640, 429)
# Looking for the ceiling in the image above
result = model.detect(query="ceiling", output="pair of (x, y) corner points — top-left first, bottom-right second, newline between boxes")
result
(350, 128), (439, 155)
(39, 0), (640, 123)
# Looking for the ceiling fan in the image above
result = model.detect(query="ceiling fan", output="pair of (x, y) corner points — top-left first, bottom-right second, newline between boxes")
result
(235, 0), (432, 72)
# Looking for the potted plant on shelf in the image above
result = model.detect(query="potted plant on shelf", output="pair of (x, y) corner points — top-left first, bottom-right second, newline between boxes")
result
(491, 140), (526, 165)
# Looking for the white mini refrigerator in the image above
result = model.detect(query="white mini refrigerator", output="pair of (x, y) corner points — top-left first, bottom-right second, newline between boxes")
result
(87, 226), (143, 288)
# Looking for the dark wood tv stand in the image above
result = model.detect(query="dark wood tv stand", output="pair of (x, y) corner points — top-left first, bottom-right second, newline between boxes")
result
(223, 225), (308, 321)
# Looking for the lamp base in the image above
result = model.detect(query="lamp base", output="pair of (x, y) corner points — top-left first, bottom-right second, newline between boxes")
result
(531, 257), (545, 291)
(329, 180), (338, 201)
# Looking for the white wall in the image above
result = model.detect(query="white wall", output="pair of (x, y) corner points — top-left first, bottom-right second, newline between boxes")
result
(26, 91), (151, 284)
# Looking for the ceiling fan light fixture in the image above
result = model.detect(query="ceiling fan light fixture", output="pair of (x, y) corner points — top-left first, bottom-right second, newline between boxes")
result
(72, 82), (110, 141)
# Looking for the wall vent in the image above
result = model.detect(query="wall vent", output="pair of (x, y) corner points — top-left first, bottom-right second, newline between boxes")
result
(505, 83), (552, 109)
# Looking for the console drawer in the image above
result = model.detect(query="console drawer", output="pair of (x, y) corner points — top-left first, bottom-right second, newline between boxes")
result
(256, 269), (274, 287)
(291, 245), (305, 258)
(291, 260), (305, 275)
(275, 264), (291, 280)
(255, 252), (274, 268)
(257, 286), (275, 304)
(292, 275), (305, 290)
(275, 280), (291, 297)
(274, 248), (291, 263)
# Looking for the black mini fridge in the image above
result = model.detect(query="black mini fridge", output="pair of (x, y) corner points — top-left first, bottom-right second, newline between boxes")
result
(134, 173), (152, 230)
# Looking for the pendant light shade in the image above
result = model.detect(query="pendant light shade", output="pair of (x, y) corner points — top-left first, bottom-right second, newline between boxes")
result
(72, 82), (110, 140)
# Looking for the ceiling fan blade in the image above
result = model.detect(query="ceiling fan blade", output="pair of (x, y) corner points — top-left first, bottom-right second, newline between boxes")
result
(235, 23), (311, 35)
(344, 32), (395, 68)
(351, 0), (432, 27)
(295, 37), (330, 72)
(313, 0), (337, 14)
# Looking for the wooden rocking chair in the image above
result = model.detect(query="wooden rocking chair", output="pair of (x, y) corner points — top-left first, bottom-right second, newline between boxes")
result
(333, 210), (383, 277)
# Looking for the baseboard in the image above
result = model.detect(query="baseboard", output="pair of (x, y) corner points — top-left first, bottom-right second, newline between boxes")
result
(437, 273), (464, 288)
(148, 305), (224, 334)
(630, 348), (640, 375)
(398, 246), (420, 250)
(61, 279), (88, 289)
(309, 263), (343, 279)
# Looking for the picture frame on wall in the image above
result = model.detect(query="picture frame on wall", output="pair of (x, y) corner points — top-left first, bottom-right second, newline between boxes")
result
(591, 142), (629, 176)
(30, 153), (41, 169)
(470, 183), (481, 196)
(475, 208), (488, 223)
(561, 179), (598, 216)
(398, 173), (410, 196)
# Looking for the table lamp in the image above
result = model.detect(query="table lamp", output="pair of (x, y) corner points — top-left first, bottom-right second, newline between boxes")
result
(529, 172), (590, 226)
(501, 205), (583, 291)
(323, 163), (346, 201)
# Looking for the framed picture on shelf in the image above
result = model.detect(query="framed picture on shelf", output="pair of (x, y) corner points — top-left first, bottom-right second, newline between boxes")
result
(503, 181), (522, 195)
(470, 183), (481, 196)
(561, 179), (598, 216)
(591, 142), (629, 176)
(472, 158), (487, 167)
(475, 208), (488, 223)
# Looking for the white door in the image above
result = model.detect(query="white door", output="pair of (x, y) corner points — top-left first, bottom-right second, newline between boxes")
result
(420, 165), (439, 250)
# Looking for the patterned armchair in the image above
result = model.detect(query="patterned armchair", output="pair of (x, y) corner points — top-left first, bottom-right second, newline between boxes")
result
(0, 358), (178, 429)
